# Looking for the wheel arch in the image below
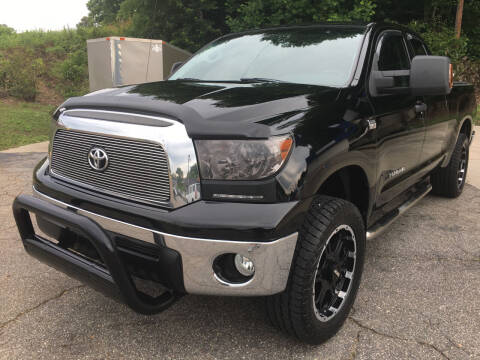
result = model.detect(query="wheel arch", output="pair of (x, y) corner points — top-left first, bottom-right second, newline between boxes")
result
(441, 114), (473, 167)
(313, 163), (372, 224)
(459, 116), (473, 139)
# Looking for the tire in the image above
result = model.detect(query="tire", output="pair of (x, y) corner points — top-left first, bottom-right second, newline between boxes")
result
(266, 196), (365, 344)
(431, 133), (469, 198)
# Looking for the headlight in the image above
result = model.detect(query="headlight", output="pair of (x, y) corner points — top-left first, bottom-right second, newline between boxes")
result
(195, 136), (293, 180)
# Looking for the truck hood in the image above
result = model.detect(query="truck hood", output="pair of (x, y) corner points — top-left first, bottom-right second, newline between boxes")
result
(59, 81), (342, 139)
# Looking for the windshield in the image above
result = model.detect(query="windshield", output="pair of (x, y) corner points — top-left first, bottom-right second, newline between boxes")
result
(169, 26), (366, 87)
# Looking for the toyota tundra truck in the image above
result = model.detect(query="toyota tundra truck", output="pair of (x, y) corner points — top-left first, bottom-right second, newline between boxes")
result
(13, 22), (476, 344)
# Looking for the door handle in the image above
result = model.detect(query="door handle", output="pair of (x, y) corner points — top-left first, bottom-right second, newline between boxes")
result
(415, 102), (427, 116)
(351, 118), (376, 144)
(367, 118), (376, 130)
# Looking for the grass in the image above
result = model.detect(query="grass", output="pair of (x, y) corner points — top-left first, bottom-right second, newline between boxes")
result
(0, 101), (54, 150)
(475, 104), (480, 125)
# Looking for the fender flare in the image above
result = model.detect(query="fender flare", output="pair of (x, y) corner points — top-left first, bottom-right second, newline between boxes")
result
(301, 139), (375, 211)
(441, 115), (473, 167)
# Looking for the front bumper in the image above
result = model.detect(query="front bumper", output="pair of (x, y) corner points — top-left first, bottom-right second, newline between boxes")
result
(13, 190), (298, 313)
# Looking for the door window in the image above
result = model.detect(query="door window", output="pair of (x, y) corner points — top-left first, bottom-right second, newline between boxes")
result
(408, 37), (428, 56)
(377, 34), (410, 71)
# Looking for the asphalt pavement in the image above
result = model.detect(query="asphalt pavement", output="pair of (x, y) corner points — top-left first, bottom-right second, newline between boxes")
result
(0, 130), (479, 359)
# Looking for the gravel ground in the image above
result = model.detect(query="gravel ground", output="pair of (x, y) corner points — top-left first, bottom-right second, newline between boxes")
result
(0, 147), (479, 359)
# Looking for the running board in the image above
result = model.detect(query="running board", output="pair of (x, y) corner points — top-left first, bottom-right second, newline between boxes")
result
(366, 184), (432, 240)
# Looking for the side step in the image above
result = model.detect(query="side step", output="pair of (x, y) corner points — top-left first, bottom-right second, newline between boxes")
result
(366, 184), (432, 240)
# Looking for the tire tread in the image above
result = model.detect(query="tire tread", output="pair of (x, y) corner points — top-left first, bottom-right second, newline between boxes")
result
(266, 196), (365, 344)
(431, 134), (468, 198)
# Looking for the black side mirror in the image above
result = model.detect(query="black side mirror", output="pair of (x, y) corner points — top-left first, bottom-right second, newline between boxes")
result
(170, 62), (184, 76)
(371, 70), (410, 95)
(410, 56), (452, 96)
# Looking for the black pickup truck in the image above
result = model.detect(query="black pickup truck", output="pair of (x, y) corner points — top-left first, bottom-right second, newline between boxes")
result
(13, 22), (476, 344)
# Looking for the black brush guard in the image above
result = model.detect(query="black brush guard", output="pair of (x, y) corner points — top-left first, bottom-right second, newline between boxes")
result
(12, 194), (181, 314)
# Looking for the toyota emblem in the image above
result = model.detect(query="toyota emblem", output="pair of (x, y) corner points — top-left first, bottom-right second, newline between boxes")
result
(88, 147), (109, 171)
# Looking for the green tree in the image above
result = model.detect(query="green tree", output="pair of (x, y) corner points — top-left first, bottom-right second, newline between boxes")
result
(82, 0), (480, 60)
(0, 48), (44, 101)
(86, 0), (124, 25)
(373, 0), (479, 59)
(118, 0), (226, 52)
(461, 0), (480, 59)
(189, 163), (199, 181)
(0, 24), (15, 36)
(226, 0), (376, 32)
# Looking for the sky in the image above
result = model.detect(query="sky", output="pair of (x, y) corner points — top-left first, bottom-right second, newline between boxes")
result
(0, 0), (89, 32)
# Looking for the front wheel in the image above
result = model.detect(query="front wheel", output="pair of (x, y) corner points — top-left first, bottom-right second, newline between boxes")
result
(266, 196), (365, 344)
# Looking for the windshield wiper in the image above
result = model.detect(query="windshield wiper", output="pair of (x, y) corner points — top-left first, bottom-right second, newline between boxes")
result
(239, 77), (285, 83)
(173, 77), (202, 81)
(172, 77), (287, 83)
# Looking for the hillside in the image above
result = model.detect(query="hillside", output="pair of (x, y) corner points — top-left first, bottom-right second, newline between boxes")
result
(0, 24), (127, 105)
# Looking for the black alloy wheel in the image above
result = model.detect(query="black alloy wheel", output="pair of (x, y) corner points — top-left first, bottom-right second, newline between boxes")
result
(265, 196), (365, 344)
(313, 225), (356, 322)
(457, 142), (468, 189)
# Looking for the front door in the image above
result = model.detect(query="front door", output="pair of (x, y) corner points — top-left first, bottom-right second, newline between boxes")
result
(368, 30), (425, 207)
(406, 34), (450, 164)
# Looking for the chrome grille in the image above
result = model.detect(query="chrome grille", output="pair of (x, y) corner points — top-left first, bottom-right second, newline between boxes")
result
(50, 130), (170, 205)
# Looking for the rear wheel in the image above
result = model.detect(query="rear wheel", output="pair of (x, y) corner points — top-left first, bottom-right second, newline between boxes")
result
(431, 133), (469, 198)
(266, 196), (365, 344)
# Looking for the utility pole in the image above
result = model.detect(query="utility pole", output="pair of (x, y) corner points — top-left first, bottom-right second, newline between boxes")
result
(455, 0), (464, 39)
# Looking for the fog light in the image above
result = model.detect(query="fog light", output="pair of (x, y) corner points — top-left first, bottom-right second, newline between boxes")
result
(234, 254), (255, 277)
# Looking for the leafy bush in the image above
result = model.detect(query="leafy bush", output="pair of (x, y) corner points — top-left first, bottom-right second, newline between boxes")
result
(0, 24), (15, 36)
(0, 48), (45, 101)
(0, 23), (129, 101)
(45, 45), (67, 57)
(408, 21), (469, 63)
(455, 58), (480, 100)
(53, 50), (89, 97)
(226, 0), (376, 33)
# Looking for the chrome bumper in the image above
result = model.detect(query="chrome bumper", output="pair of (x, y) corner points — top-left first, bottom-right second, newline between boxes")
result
(32, 188), (298, 296)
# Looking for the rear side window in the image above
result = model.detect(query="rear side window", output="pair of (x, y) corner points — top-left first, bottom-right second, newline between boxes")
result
(409, 37), (428, 56)
(377, 34), (410, 71)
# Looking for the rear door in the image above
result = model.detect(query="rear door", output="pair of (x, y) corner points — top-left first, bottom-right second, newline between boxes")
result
(406, 34), (450, 164)
(369, 30), (426, 207)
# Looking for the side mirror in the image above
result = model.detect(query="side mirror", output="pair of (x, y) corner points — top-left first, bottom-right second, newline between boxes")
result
(410, 56), (452, 96)
(371, 70), (410, 95)
(170, 62), (184, 76)
(370, 70), (410, 96)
